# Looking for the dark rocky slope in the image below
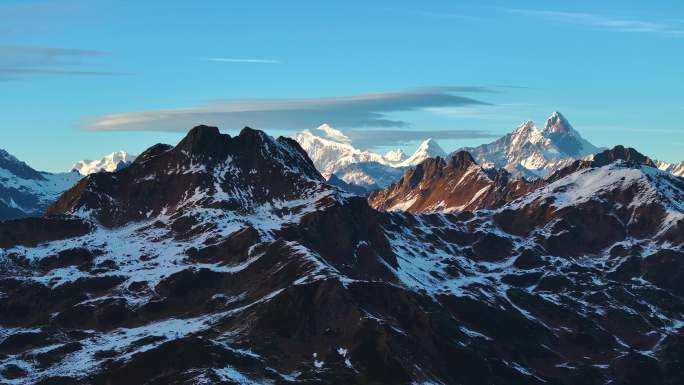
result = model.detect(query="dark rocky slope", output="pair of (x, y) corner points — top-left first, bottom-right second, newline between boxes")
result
(0, 127), (683, 385)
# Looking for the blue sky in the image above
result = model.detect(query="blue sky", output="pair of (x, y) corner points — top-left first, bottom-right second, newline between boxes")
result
(1, 0), (683, 172)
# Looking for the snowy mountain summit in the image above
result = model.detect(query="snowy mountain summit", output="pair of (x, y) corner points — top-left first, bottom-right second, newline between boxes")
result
(294, 124), (447, 191)
(397, 138), (446, 167)
(71, 150), (137, 176)
(293, 124), (387, 178)
(461, 111), (600, 178)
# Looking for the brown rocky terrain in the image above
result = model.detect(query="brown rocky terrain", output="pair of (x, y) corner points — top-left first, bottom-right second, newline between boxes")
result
(368, 151), (542, 213)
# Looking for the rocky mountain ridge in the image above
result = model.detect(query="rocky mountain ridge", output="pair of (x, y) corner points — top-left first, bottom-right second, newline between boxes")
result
(0, 126), (683, 384)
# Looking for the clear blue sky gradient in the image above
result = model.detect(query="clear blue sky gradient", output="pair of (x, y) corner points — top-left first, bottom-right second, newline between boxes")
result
(1, 0), (683, 171)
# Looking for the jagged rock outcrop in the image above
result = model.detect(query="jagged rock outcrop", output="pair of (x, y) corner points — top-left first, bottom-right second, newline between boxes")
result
(368, 151), (541, 213)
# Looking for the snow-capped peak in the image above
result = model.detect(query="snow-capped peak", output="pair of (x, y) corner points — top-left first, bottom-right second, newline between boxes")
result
(398, 138), (447, 167)
(510, 121), (543, 147)
(460, 112), (601, 178)
(294, 124), (451, 191)
(383, 149), (406, 162)
(294, 125), (384, 177)
(71, 150), (137, 176)
(311, 123), (352, 145)
(514, 120), (536, 133)
(543, 111), (576, 135)
(416, 138), (447, 157)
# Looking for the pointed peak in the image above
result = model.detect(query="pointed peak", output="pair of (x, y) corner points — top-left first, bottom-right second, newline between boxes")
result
(511, 121), (540, 141)
(449, 151), (477, 169)
(397, 138), (447, 167)
(543, 111), (575, 135)
(417, 138), (447, 157)
(509, 120), (542, 147)
(549, 111), (564, 119)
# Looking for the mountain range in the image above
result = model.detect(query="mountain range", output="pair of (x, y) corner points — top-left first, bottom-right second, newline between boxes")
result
(295, 113), (683, 195)
(2, 113), (681, 221)
(70, 151), (137, 176)
(0, 151), (136, 220)
(0, 149), (81, 220)
(657, 159), (684, 177)
(294, 124), (446, 191)
(459, 111), (601, 178)
(1, 125), (683, 384)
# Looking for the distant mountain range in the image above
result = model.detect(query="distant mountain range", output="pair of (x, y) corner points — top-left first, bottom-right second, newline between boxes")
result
(1, 113), (681, 221)
(294, 124), (446, 191)
(297, 113), (683, 194)
(71, 150), (137, 176)
(459, 111), (601, 178)
(1, 125), (682, 384)
(656, 159), (684, 177)
(0, 149), (81, 220)
(369, 144), (683, 217)
(0, 150), (136, 220)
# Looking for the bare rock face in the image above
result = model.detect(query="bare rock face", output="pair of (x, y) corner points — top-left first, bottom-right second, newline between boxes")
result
(368, 151), (541, 213)
(1, 128), (683, 385)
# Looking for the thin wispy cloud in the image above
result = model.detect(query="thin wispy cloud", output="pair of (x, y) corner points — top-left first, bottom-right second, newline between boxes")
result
(0, 45), (125, 80)
(508, 9), (684, 37)
(84, 86), (494, 132)
(0, 46), (104, 66)
(206, 58), (282, 64)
